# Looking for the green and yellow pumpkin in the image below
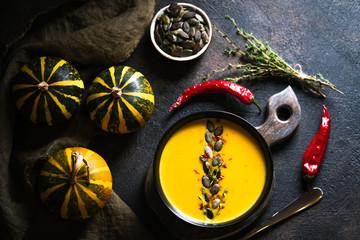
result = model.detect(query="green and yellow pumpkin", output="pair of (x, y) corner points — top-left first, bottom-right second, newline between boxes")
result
(12, 56), (84, 126)
(87, 65), (155, 134)
(38, 147), (112, 220)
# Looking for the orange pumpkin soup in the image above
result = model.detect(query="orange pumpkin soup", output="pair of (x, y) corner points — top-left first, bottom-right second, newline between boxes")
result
(159, 118), (266, 224)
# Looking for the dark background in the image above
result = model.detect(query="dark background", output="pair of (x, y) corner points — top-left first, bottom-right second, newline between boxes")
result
(2, 0), (360, 239)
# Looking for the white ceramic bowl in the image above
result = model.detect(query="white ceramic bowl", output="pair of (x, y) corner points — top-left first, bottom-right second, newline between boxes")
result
(150, 3), (213, 61)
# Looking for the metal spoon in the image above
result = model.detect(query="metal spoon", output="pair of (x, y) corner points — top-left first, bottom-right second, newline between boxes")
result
(239, 187), (323, 240)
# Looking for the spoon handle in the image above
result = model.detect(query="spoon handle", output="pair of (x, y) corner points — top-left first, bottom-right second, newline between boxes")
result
(239, 187), (323, 240)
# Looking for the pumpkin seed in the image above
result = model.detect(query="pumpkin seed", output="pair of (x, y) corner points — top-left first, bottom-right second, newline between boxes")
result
(182, 40), (195, 49)
(212, 198), (220, 209)
(198, 24), (205, 32)
(194, 30), (201, 42)
(154, 29), (162, 44)
(193, 42), (201, 54)
(162, 39), (171, 46)
(212, 155), (221, 166)
(210, 183), (220, 195)
(169, 2), (179, 11)
(205, 25), (210, 34)
(199, 38), (204, 48)
(187, 18), (199, 26)
(181, 49), (193, 57)
(195, 13), (204, 22)
(202, 175), (211, 188)
(189, 26), (196, 37)
(158, 24), (166, 38)
(213, 168), (221, 179)
(172, 17), (182, 23)
(214, 139), (223, 152)
(161, 14), (170, 25)
(204, 145), (213, 158)
(205, 131), (213, 143)
(204, 193), (210, 202)
(172, 46), (182, 57)
(168, 5), (181, 17)
(203, 161), (211, 174)
(185, 5), (197, 12)
(183, 11), (196, 19)
(201, 31), (209, 43)
(176, 29), (189, 39)
(166, 33), (177, 42)
(207, 120), (215, 132)
(183, 21), (190, 33)
(206, 208), (214, 219)
(178, 8), (186, 18)
(214, 126), (223, 136)
(162, 45), (172, 55)
(171, 21), (183, 30)
(169, 44), (176, 52)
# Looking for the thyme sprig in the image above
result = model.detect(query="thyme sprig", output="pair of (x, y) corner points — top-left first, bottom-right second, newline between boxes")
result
(204, 15), (343, 97)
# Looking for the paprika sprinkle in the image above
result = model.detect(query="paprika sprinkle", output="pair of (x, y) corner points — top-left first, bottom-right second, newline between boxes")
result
(169, 80), (261, 112)
(302, 105), (331, 189)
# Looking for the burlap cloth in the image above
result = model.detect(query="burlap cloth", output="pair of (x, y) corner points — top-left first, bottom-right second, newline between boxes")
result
(0, 0), (157, 239)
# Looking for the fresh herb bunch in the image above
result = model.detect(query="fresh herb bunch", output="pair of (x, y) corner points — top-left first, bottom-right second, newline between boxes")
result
(204, 15), (343, 97)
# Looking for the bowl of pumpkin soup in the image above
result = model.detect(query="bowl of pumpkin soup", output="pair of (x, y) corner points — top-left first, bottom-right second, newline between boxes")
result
(153, 111), (274, 228)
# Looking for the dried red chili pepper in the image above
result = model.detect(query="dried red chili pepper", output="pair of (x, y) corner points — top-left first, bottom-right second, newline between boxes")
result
(302, 105), (331, 188)
(169, 80), (261, 112)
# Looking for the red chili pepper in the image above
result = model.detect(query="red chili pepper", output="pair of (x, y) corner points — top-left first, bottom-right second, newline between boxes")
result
(169, 80), (261, 112)
(302, 105), (331, 188)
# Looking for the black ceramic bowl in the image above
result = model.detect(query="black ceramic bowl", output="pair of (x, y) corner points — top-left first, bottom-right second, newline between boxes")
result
(153, 111), (274, 230)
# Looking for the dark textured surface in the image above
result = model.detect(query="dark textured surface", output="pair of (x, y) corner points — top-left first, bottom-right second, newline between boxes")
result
(2, 0), (360, 239)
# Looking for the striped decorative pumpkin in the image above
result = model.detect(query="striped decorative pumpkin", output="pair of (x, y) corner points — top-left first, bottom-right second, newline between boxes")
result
(12, 56), (84, 126)
(38, 147), (112, 220)
(87, 65), (155, 134)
